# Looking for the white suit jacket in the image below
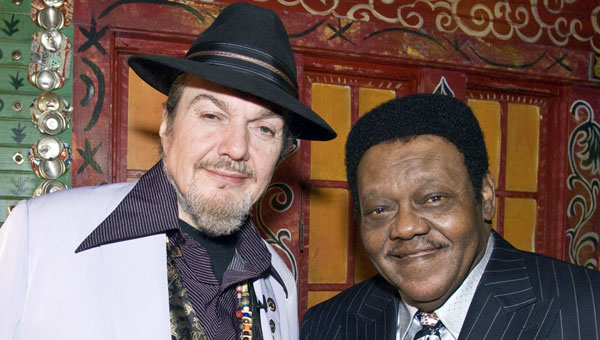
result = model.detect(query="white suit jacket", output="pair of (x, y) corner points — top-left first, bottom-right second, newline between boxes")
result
(0, 182), (298, 340)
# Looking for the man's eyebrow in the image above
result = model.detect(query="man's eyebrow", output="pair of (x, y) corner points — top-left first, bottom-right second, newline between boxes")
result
(187, 94), (228, 112)
(256, 109), (279, 119)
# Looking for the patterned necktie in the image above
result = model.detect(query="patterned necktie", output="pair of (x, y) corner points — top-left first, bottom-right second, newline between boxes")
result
(413, 311), (443, 340)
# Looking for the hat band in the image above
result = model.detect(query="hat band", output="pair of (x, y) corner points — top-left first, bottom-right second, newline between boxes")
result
(186, 49), (298, 97)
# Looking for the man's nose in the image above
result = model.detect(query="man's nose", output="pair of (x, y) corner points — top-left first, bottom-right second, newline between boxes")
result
(217, 121), (250, 162)
(389, 207), (430, 240)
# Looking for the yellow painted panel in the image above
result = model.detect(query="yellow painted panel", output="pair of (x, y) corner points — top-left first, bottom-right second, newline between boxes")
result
(506, 103), (540, 192)
(354, 229), (378, 283)
(504, 197), (537, 252)
(310, 84), (351, 181)
(468, 99), (501, 187)
(309, 188), (349, 284)
(307, 290), (341, 308)
(358, 87), (395, 117)
(127, 68), (165, 170)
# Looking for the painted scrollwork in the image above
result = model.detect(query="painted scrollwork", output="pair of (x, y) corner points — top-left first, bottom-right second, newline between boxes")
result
(566, 100), (600, 269)
(255, 182), (298, 281)
(271, 0), (600, 53)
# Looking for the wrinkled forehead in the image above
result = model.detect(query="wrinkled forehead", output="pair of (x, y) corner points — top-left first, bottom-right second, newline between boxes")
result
(180, 74), (289, 122)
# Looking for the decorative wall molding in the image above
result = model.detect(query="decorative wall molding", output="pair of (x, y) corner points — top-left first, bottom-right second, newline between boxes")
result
(566, 100), (600, 269)
(255, 182), (298, 281)
(262, 0), (600, 53)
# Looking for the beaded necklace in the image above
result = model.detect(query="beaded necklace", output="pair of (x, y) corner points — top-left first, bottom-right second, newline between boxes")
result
(236, 281), (253, 340)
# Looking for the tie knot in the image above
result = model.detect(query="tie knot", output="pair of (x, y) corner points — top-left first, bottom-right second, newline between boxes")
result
(416, 311), (440, 327)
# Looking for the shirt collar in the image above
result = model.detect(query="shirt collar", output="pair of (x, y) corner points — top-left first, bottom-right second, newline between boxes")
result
(76, 160), (288, 294)
(76, 161), (181, 252)
(397, 233), (495, 340)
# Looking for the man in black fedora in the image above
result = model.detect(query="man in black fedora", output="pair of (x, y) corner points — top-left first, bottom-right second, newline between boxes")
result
(0, 3), (335, 340)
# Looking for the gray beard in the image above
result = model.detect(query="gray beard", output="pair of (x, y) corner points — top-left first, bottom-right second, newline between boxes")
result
(163, 161), (252, 237)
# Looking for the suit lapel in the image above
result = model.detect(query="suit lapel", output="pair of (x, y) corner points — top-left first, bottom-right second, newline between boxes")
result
(100, 234), (171, 340)
(345, 276), (399, 340)
(459, 233), (559, 340)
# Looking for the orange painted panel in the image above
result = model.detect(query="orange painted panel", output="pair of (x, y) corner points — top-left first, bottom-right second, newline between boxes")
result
(127, 68), (165, 172)
(468, 99), (501, 187)
(358, 87), (395, 117)
(503, 197), (537, 252)
(506, 103), (540, 192)
(307, 290), (341, 308)
(310, 84), (351, 181)
(308, 187), (349, 284)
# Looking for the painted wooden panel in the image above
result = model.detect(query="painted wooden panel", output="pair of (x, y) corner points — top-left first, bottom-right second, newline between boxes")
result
(308, 187), (349, 284)
(0, 120), (72, 146)
(354, 227), (378, 283)
(469, 99), (501, 186)
(0, 94), (39, 118)
(307, 290), (340, 309)
(506, 103), (540, 192)
(358, 87), (395, 117)
(504, 197), (537, 252)
(0, 12), (38, 39)
(0, 173), (43, 198)
(0, 40), (31, 66)
(126, 68), (163, 174)
(310, 83), (350, 181)
(564, 92), (600, 269)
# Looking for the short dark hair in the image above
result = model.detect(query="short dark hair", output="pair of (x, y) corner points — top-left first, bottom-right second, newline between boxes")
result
(163, 74), (295, 162)
(345, 93), (489, 211)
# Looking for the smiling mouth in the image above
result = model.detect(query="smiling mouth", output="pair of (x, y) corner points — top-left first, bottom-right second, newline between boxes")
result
(388, 249), (436, 260)
(386, 244), (448, 260)
(203, 168), (249, 184)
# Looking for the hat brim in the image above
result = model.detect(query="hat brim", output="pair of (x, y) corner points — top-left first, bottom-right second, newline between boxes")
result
(128, 55), (336, 141)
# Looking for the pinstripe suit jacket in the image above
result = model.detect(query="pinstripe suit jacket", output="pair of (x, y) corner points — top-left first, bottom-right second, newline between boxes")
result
(300, 232), (600, 340)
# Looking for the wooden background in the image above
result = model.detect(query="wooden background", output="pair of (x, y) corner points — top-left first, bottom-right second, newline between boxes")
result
(1, 0), (599, 317)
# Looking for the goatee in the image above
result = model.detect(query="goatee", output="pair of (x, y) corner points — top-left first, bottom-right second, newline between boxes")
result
(163, 160), (253, 236)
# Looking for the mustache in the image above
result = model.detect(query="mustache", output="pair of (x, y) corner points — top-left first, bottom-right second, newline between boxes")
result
(195, 157), (256, 180)
(385, 238), (450, 257)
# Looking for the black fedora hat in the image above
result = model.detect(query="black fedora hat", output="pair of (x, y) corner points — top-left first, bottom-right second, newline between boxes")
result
(128, 2), (336, 141)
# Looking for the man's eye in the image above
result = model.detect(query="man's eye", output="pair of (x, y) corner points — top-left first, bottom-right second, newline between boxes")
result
(426, 195), (444, 203)
(259, 125), (275, 136)
(201, 113), (220, 120)
(368, 207), (386, 215)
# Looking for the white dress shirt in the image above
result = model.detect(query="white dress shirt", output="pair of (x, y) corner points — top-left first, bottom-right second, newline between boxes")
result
(397, 234), (495, 340)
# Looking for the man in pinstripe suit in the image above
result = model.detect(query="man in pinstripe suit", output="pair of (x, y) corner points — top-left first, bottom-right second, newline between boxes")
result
(300, 94), (600, 340)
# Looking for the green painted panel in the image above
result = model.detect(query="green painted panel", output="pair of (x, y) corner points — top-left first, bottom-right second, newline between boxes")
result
(0, 93), (38, 119)
(0, 145), (35, 172)
(0, 146), (72, 177)
(0, 172), (43, 198)
(0, 40), (32, 67)
(0, 118), (72, 145)
(0, 65), (37, 92)
(0, 0), (31, 13)
(0, 12), (38, 40)
(0, 118), (37, 145)
(0, 92), (74, 120)
(0, 74), (73, 95)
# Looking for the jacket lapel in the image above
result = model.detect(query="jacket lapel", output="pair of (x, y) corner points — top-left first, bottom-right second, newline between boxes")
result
(345, 276), (399, 340)
(99, 233), (171, 340)
(459, 233), (559, 340)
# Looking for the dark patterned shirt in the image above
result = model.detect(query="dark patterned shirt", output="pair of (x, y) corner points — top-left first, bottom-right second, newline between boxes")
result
(77, 162), (276, 339)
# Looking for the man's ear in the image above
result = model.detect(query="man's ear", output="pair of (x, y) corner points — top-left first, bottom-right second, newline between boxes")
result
(158, 104), (170, 154)
(159, 104), (168, 139)
(481, 172), (496, 223)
